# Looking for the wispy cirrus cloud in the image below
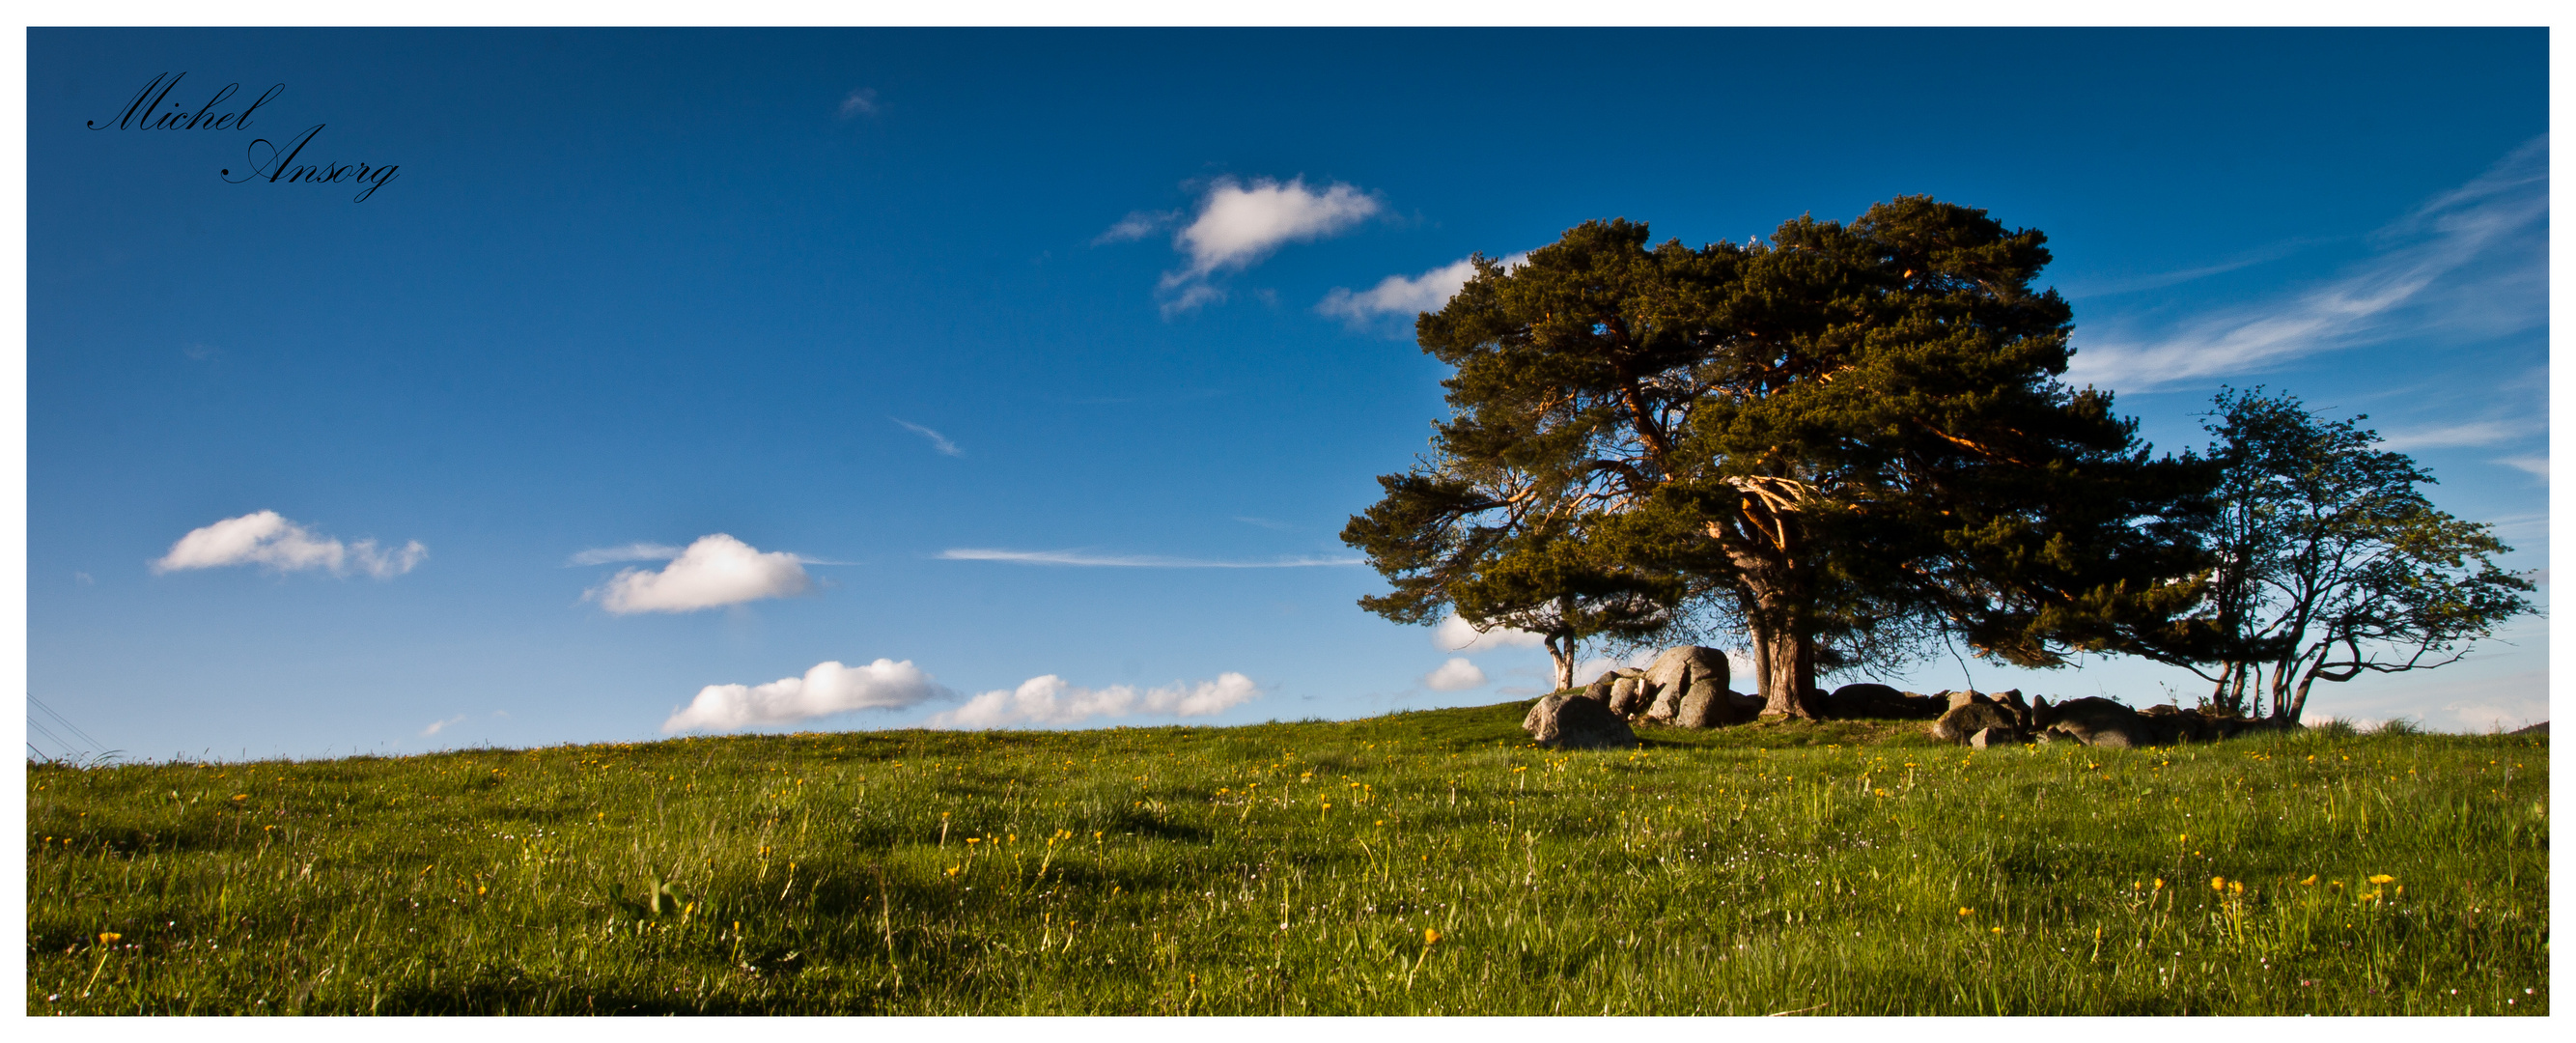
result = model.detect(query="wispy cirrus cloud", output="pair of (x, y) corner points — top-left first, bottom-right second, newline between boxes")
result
(938, 548), (1361, 568)
(152, 510), (426, 579)
(925, 672), (1259, 729)
(1318, 251), (1529, 330)
(838, 88), (880, 119)
(893, 418), (963, 457)
(1112, 177), (1383, 315)
(566, 542), (685, 567)
(2375, 418), (2543, 451)
(2070, 135), (2546, 391)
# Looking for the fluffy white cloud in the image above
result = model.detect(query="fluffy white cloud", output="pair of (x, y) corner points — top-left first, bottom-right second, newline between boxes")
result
(1434, 611), (1546, 652)
(152, 510), (426, 578)
(1423, 658), (1487, 691)
(940, 548), (1361, 568)
(589, 533), (813, 614)
(663, 659), (949, 733)
(1173, 177), (1380, 278)
(420, 714), (467, 737)
(1318, 251), (1529, 325)
(1153, 177), (1381, 314)
(927, 672), (1259, 729)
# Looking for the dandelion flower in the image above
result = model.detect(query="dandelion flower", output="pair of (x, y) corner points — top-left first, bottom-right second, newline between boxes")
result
(98, 932), (121, 944)
(1424, 928), (1441, 945)
(2211, 876), (2227, 891)
(2368, 874), (2395, 885)
(1991, 926), (2003, 934)
(1959, 907), (1974, 916)
(2300, 875), (2318, 886)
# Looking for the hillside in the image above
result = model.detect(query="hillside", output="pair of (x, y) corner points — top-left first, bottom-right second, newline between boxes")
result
(27, 701), (2550, 1015)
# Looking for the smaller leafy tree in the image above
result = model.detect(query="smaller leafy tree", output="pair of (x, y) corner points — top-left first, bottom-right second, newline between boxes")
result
(2194, 387), (2534, 722)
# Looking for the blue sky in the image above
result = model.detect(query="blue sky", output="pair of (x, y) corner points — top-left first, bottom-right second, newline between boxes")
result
(25, 28), (2549, 760)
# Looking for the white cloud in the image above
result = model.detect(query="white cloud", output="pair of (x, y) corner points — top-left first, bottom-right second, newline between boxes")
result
(838, 89), (880, 118)
(663, 659), (949, 733)
(1317, 251), (1529, 327)
(938, 548), (1361, 568)
(2495, 455), (2548, 478)
(926, 672), (1260, 729)
(589, 533), (814, 614)
(1155, 177), (1382, 314)
(567, 542), (684, 566)
(893, 418), (964, 457)
(1095, 210), (1174, 244)
(152, 510), (426, 578)
(420, 714), (467, 737)
(2070, 136), (2546, 391)
(1434, 611), (1546, 652)
(2375, 419), (2540, 451)
(1422, 658), (1487, 691)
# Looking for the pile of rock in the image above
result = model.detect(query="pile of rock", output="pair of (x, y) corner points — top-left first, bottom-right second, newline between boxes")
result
(1525, 644), (1758, 748)
(1519, 644), (2300, 751)
(1928, 690), (2296, 748)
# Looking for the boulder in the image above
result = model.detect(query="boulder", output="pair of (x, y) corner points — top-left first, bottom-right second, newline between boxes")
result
(1969, 726), (2025, 749)
(1523, 692), (1639, 749)
(2035, 696), (2151, 747)
(1932, 695), (2020, 744)
(1674, 678), (1756, 729)
(1826, 682), (1940, 719)
(1607, 676), (1648, 716)
(1578, 672), (1620, 704)
(1641, 646), (1728, 709)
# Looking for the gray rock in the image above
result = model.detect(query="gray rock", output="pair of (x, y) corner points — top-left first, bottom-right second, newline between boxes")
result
(1607, 676), (1647, 716)
(1827, 682), (1933, 719)
(1969, 726), (2024, 749)
(1523, 692), (1639, 749)
(1933, 696), (2020, 744)
(1674, 678), (1756, 729)
(2035, 696), (2151, 747)
(1578, 673), (1619, 704)
(1642, 646), (1728, 708)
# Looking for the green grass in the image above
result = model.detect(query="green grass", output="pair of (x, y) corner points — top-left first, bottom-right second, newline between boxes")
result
(26, 701), (2550, 1015)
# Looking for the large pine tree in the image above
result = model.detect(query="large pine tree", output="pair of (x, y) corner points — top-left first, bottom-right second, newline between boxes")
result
(1344, 199), (2219, 716)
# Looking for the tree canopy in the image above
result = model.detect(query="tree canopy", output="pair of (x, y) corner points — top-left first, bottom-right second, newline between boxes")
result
(2192, 387), (2534, 722)
(1345, 200), (2220, 714)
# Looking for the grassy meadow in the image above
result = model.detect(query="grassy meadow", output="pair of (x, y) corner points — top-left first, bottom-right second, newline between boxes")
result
(25, 700), (2550, 1015)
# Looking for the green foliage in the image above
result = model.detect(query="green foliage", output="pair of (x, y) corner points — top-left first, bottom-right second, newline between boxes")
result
(2196, 388), (2535, 721)
(1346, 202), (2220, 714)
(27, 713), (2548, 1015)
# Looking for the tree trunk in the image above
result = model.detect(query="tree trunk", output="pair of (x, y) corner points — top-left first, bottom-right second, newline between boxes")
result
(1546, 633), (1575, 691)
(1749, 621), (1823, 719)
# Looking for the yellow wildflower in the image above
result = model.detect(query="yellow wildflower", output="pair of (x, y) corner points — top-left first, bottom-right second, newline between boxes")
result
(98, 932), (121, 944)
(2367, 874), (2395, 885)
(2211, 876), (2227, 891)
(1424, 927), (1441, 945)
